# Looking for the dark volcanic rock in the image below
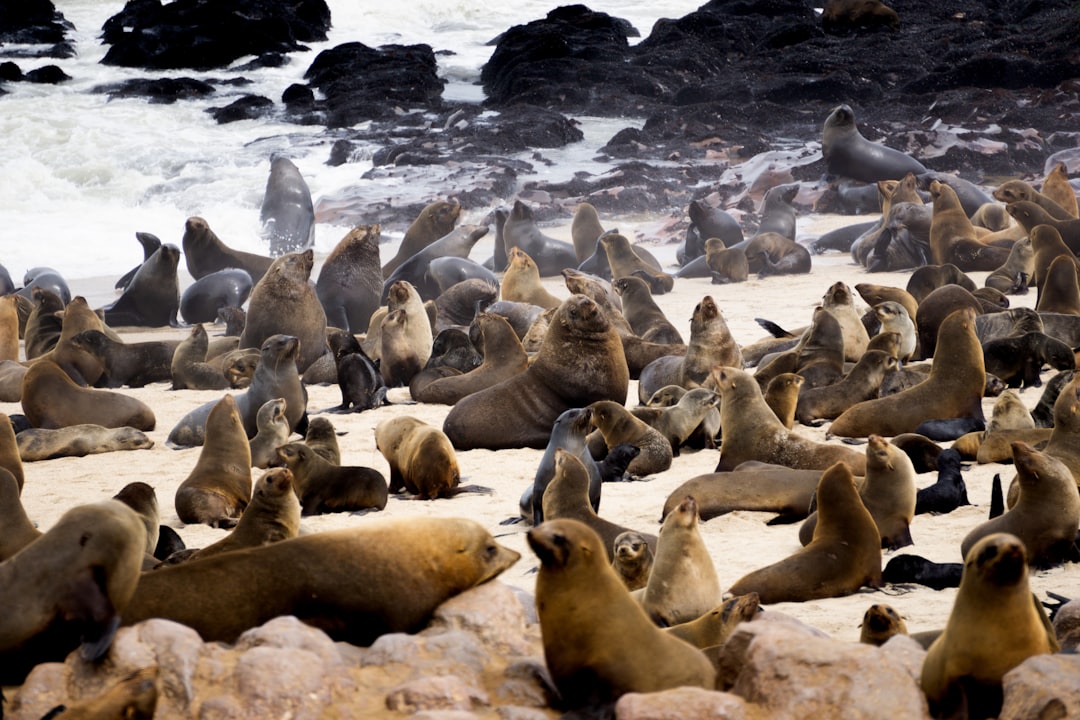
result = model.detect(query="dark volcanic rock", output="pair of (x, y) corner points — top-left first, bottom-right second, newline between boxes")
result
(208, 94), (275, 123)
(100, 0), (331, 70)
(92, 77), (216, 103)
(23, 64), (69, 83)
(0, 0), (75, 58)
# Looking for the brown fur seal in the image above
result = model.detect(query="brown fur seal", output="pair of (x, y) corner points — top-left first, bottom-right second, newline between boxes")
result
(994, 180), (1074, 221)
(600, 231), (674, 293)
(34, 295), (108, 387)
(855, 282), (919, 328)
(171, 323), (229, 390)
(571, 202), (606, 262)
(239, 249), (328, 373)
(23, 286), (64, 360)
(411, 313), (528, 405)
(501, 199), (578, 276)
(795, 350), (898, 425)
(502, 246), (563, 309)
(822, 281), (870, 361)
(764, 373), (803, 429)
(822, 0), (900, 33)
(905, 262), (976, 304)
(174, 395), (252, 529)
(613, 275), (683, 344)
(913, 284), (984, 359)
(1007, 200), (1080, 254)
(983, 331), (1076, 389)
(1043, 161), (1079, 217)
(612, 531), (654, 591)
(821, 104), (926, 182)
(921, 533), (1058, 720)
(745, 231), (812, 276)
(316, 223), (383, 333)
(0, 500), (146, 684)
(0, 295), (18, 361)
(382, 200), (461, 278)
(588, 400), (672, 476)
(928, 181), (1010, 271)
(859, 603), (908, 646)
(273, 442), (387, 515)
(646, 387), (721, 452)
(0, 468), (39, 561)
(662, 463), (822, 522)
(100, 243), (181, 327)
(304, 415), (341, 465)
(43, 666), (159, 720)
(221, 347), (261, 389)
(21, 360), (155, 430)
(667, 593), (761, 650)
(830, 308), (985, 438)
(68, 329), (175, 388)
(713, 366), (867, 474)
(112, 481), (160, 559)
(799, 434), (916, 550)
(728, 462), (882, 603)
(16, 424), (153, 462)
(987, 389), (1035, 433)
(874, 301), (916, 361)
(985, 236), (1034, 295)
(386, 279), (433, 366)
(542, 449), (657, 561)
(1036, 254), (1080, 315)
(248, 397), (290, 469)
(640, 496), (721, 626)
(706, 239), (749, 284)
(375, 416), (462, 499)
(528, 518), (716, 708)
(444, 295), (629, 450)
(0, 412), (24, 490)
(182, 216), (273, 283)
(965, 443), (1080, 568)
(1030, 225), (1079, 299)
(379, 309), (423, 387)
(124, 516), (519, 645)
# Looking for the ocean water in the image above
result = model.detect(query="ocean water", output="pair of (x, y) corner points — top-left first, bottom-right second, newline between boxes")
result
(0, 0), (704, 291)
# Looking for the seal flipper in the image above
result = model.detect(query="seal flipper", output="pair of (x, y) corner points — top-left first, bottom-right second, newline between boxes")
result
(988, 474), (1004, 519)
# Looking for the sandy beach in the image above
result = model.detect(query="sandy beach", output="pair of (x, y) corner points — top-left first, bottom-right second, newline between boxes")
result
(7, 214), (1080, 656)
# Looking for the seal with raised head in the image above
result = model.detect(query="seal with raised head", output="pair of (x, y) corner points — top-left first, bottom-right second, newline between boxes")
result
(259, 154), (315, 255)
(983, 331), (1075, 389)
(100, 244), (181, 327)
(248, 397), (290, 469)
(522, 407), (603, 526)
(174, 395), (252, 529)
(984, 236), (1034, 296)
(728, 462), (882, 604)
(21, 360), (155, 431)
(588, 400), (672, 477)
(115, 230), (161, 290)
(501, 199), (578, 276)
(32, 295), (108, 387)
(571, 201), (606, 262)
(613, 275), (683, 345)
(993, 179), (1074, 221)
(639, 496), (721, 626)
(859, 603), (908, 646)
(382, 200), (460, 279)
(171, 323), (230, 390)
(383, 224), (489, 301)
(921, 533), (1058, 720)
(822, 104), (927, 182)
(1006, 200), (1080, 254)
(612, 530), (653, 591)
(0, 413), (24, 490)
(375, 415), (462, 499)
(179, 267), (253, 325)
(874, 301), (916, 362)
(528, 518), (716, 709)
(1042, 161), (1079, 216)
(502, 246), (563, 309)
(304, 415), (341, 465)
(600, 231), (673, 293)
(123, 516), (520, 646)
(182, 216), (273, 283)
(444, 294), (629, 450)
(273, 442), (387, 515)
(1036, 254), (1080, 315)
(795, 350), (898, 425)
(667, 593), (761, 650)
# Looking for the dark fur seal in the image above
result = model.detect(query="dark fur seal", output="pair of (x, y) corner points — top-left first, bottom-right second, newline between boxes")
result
(115, 231), (161, 290)
(68, 329), (175, 388)
(182, 216), (273, 283)
(915, 448), (970, 515)
(882, 554), (962, 590)
(259, 154), (315, 255)
(179, 268), (253, 325)
(273, 442), (388, 515)
(522, 407), (603, 526)
(382, 200), (461, 278)
(101, 243), (180, 327)
(983, 331), (1075, 389)
(822, 104), (927, 182)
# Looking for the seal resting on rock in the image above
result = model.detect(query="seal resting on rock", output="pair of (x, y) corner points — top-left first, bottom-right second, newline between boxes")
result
(821, 104), (927, 183)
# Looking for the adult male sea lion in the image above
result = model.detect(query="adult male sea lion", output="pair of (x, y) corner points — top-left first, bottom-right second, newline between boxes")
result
(259, 154), (315, 255)
(821, 104), (927, 182)
(174, 395), (252, 528)
(528, 519), (716, 709)
(21, 360), (156, 431)
(182, 216), (274, 283)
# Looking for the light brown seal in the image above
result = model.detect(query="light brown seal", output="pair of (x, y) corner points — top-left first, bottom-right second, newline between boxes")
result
(0, 468), (39, 562)
(1042, 161), (1079, 217)
(588, 400), (672, 476)
(123, 517), (520, 646)
(444, 294), (629, 450)
(611, 531), (654, 591)
(182, 215), (273, 283)
(728, 462), (882, 603)
(382, 200), (461, 278)
(613, 275), (683, 344)
(994, 179), (1074, 220)
(239, 249), (328, 373)
(304, 415), (341, 465)
(712, 366), (868, 474)
(502, 246), (563, 309)
(15, 424), (153, 462)
(600, 231), (674, 293)
(379, 308), (423, 387)
(174, 395), (252, 529)
(705, 238), (749, 284)
(1035, 254), (1080, 315)
(23, 286), (64, 360)
(764, 373), (803, 429)
(859, 603), (908, 646)
(528, 518), (716, 708)
(662, 463), (822, 523)
(571, 201), (606, 262)
(921, 533), (1058, 720)
(248, 397), (290, 469)
(744, 231), (812, 276)
(375, 415), (462, 499)
(0, 412), (24, 490)
(985, 236), (1034, 295)
(0, 295), (17, 362)
(639, 496), (721, 626)
(1006, 200), (1080, 254)
(21, 359), (155, 431)
(928, 180), (1010, 271)
(666, 593), (761, 650)
(829, 308), (985, 438)
(799, 434), (916, 549)
(795, 350), (898, 425)
(0, 500), (146, 684)
(171, 323), (230, 390)
(34, 295), (108, 387)
(874, 301), (916, 362)
(273, 442), (387, 515)
(821, 281), (870, 361)
(386, 279), (434, 367)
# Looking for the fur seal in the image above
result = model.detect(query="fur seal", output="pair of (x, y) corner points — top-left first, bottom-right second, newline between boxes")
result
(259, 154), (315, 255)
(182, 216), (273, 283)
(883, 554), (962, 590)
(0, 295), (18, 362)
(646, 386), (722, 451)
(0, 468), (38, 561)
(312, 225), (383, 334)
(830, 308), (985, 438)
(21, 360), (155, 430)
(821, 281), (870, 361)
(115, 230), (161, 290)
(588, 400), (672, 477)
(501, 200), (578, 276)
(1043, 161), (1079, 217)
(217, 305), (246, 336)
(921, 533), (1058, 720)
(324, 331), (386, 413)
(713, 366), (868, 474)
(1029, 225), (1078, 298)
(728, 462), (882, 603)
(928, 181), (1010, 271)
(528, 518), (716, 708)
(985, 236), (1034, 296)
(821, 104), (927, 182)
(380, 309), (423, 387)
(444, 295), (628, 450)
(687, 199), (743, 251)
(667, 593), (761, 651)
(0, 500), (146, 684)
(799, 435), (916, 550)
(41, 666), (159, 719)
(755, 183), (799, 240)
(745, 232), (812, 276)
(68, 329), (175, 388)
(304, 415), (341, 465)
(571, 202), (606, 262)
(112, 481), (160, 558)
(612, 531), (654, 591)
(962, 442), (1080, 568)
(386, 280), (433, 367)
(905, 262), (976, 304)
(384, 224), (489, 301)
(1006, 200), (1080, 254)
(764, 373), (802, 429)
(1036, 254), (1080, 315)
(915, 448), (970, 515)
(639, 496), (721, 626)
(124, 516), (519, 645)
(248, 397), (290, 469)
(16, 424), (153, 462)
(613, 275), (683, 344)
(30, 295), (107, 386)
(171, 323), (230, 390)
(706, 239), (750, 284)
(374, 416), (462, 499)
(239, 249), (328, 373)
(987, 388), (1035, 434)
(502, 246), (563, 309)
(859, 603), (908, 646)
(523, 407), (603, 526)
(796, 350), (898, 425)
(412, 313), (527, 405)
(983, 331), (1075, 388)
(273, 442), (387, 515)
(174, 395), (252, 528)
(382, 200), (460, 279)
(822, 0), (900, 32)
(99, 244), (181, 327)
(432, 277), (498, 327)
(600, 231), (673, 292)
(179, 268), (253, 325)
(874, 301), (916, 362)
(0, 413), (24, 490)
(994, 180), (1074, 221)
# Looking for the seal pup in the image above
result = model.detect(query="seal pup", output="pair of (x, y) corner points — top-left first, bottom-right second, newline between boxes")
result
(712, 366), (868, 474)
(763, 373), (802, 429)
(883, 554), (962, 590)
(0, 500), (146, 685)
(665, 593), (761, 652)
(613, 275), (683, 344)
(963, 443), (1080, 568)
(444, 294), (629, 450)
(112, 480), (160, 559)
(381, 200), (460, 278)
(124, 516), (519, 646)
(612, 530), (653, 591)
(68, 329), (175, 388)
(821, 104), (927, 182)
(303, 415), (341, 465)
(15, 424), (153, 462)
(374, 416), (464, 499)
(728, 462), (882, 604)
(639, 496), (721, 626)
(541, 449), (656, 561)
(588, 400), (672, 477)
(874, 301), (916, 362)
(239, 249), (328, 373)
(915, 448), (970, 515)
(528, 519), (716, 710)
(921, 533), (1058, 720)
(830, 308), (985, 438)
(0, 412), (24, 490)
(259, 154), (315, 255)
(799, 434), (916, 549)
(21, 360), (156, 431)
(101, 243), (181, 327)
(273, 442), (387, 515)
(182, 217), (273, 283)
(248, 397), (290, 469)
(522, 407), (602, 526)
(0, 468), (39, 561)
(985, 236), (1034, 295)
(502, 246), (563, 309)
(171, 324), (230, 390)
(174, 395), (252, 529)
(326, 331), (386, 413)
(859, 603), (908, 646)
(315, 224), (382, 334)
